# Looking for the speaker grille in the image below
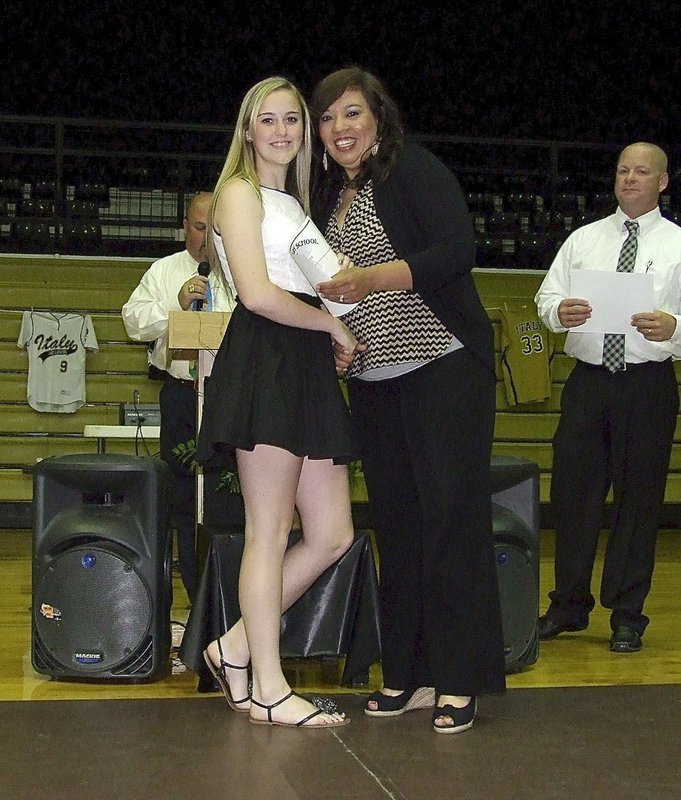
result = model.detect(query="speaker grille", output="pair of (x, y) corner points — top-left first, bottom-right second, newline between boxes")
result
(495, 541), (539, 667)
(33, 545), (152, 675)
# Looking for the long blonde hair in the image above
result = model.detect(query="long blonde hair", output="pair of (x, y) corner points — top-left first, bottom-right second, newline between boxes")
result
(207, 76), (312, 281)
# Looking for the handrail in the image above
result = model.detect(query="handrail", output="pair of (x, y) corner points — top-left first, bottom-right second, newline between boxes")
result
(1, 113), (679, 261)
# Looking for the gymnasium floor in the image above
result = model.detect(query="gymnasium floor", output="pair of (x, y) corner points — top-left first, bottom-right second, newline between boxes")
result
(1, 529), (680, 799)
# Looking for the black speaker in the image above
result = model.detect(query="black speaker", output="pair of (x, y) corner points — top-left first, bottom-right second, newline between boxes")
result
(31, 454), (173, 681)
(490, 455), (540, 672)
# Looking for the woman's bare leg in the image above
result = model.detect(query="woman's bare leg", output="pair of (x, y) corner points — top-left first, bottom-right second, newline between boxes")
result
(223, 446), (351, 725)
(206, 454), (354, 710)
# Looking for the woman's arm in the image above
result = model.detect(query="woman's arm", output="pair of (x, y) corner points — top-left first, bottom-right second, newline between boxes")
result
(316, 259), (412, 305)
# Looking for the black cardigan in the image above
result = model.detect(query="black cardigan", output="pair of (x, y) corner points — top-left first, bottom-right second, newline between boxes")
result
(372, 141), (494, 372)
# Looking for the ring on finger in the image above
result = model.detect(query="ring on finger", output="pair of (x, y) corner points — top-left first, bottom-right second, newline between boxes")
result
(339, 294), (345, 302)
(188, 284), (195, 293)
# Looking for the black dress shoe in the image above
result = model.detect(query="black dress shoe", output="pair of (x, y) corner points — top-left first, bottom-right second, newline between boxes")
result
(610, 625), (642, 653)
(537, 615), (588, 640)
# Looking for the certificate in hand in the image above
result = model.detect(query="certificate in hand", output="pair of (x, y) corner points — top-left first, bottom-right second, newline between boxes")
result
(570, 270), (654, 334)
(289, 217), (359, 317)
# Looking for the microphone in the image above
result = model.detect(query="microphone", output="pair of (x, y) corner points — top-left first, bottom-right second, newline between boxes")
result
(193, 261), (211, 311)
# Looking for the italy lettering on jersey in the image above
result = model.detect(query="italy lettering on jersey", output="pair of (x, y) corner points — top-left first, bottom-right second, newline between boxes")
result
(500, 305), (553, 406)
(18, 311), (99, 413)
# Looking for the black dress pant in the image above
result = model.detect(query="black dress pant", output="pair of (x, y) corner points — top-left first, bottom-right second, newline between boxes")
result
(160, 377), (198, 603)
(348, 349), (506, 697)
(548, 359), (678, 634)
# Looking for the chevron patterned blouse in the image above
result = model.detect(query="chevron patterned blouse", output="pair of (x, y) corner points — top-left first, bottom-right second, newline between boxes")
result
(325, 181), (459, 380)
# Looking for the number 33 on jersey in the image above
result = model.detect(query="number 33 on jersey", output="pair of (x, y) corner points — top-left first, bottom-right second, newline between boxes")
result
(499, 305), (554, 406)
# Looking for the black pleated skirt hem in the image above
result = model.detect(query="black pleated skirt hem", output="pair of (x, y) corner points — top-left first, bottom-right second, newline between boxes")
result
(196, 294), (356, 470)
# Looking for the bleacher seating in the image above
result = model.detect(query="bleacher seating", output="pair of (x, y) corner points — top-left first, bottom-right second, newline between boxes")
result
(3, 254), (681, 528)
(590, 192), (616, 214)
(2, 116), (681, 526)
(0, 177), (22, 200)
(2, 114), (681, 266)
(63, 199), (100, 219)
(0, 254), (162, 526)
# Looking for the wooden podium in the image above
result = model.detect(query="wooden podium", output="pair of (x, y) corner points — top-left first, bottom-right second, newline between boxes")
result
(167, 310), (231, 524)
(167, 309), (231, 363)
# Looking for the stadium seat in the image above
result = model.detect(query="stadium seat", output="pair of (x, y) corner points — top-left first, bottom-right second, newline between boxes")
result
(572, 213), (593, 228)
(476, 235), (515, 268)
(485, 211), (520, 236)
(532, 211), (553, 231)
(73, 182), (110, 204)
(60, 221), (103, 254)
(551, 211), (578, 232)
(63, 199), (100, 219)
(32, 179), (58, 200)
(589, 192), (615, 215)
(551, 193), (581, 213)
(466, 192), (500, 213)
(18, 198), (55, 217)
(10, 220), (55, 253)
(515, 233), (559, 269)
(505, 193), (539, 213)
(0, 177), (23, 200)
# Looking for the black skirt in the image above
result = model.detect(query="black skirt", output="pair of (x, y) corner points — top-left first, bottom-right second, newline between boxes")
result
(196, 293), (355, 469)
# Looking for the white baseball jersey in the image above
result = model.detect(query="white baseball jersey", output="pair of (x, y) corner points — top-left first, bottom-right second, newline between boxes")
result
(18, 311), (99, 413)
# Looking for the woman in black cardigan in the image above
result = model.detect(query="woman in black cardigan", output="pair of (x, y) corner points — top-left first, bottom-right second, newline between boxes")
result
(311, 67), (506, 734)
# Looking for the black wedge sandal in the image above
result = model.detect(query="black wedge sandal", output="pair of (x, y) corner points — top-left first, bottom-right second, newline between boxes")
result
(432, 696), (477, 734)
(364, 686), (435, 717)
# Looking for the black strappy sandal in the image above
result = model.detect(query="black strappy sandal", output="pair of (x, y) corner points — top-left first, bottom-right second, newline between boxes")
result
(202, 639), (250, 712)
(249, 690), (350, 728)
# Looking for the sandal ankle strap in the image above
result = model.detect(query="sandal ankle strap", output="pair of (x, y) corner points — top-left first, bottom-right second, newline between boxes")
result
(251, 690), (295, 722)
(215, 638), (248, 671)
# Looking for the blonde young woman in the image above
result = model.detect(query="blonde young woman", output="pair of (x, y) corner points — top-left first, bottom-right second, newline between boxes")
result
(196, 76), (361, 728)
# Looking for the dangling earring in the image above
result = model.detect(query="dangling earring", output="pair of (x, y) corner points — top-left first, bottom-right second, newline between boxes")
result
(323, 149), (329, 171)
(371, 140), (380, 157)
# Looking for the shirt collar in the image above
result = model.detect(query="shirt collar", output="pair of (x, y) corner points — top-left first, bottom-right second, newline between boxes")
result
(614, 205), (661, 236)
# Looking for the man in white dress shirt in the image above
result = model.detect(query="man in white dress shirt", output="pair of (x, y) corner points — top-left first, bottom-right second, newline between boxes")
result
(122, 192), (235, 603)
(534, 143), (681, 653)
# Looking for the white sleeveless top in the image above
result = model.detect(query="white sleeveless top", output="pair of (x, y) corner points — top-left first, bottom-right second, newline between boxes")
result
(213, 185), (314, 297)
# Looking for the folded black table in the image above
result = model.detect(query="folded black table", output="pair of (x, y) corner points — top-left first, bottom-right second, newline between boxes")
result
(179, 529), (381, 690)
